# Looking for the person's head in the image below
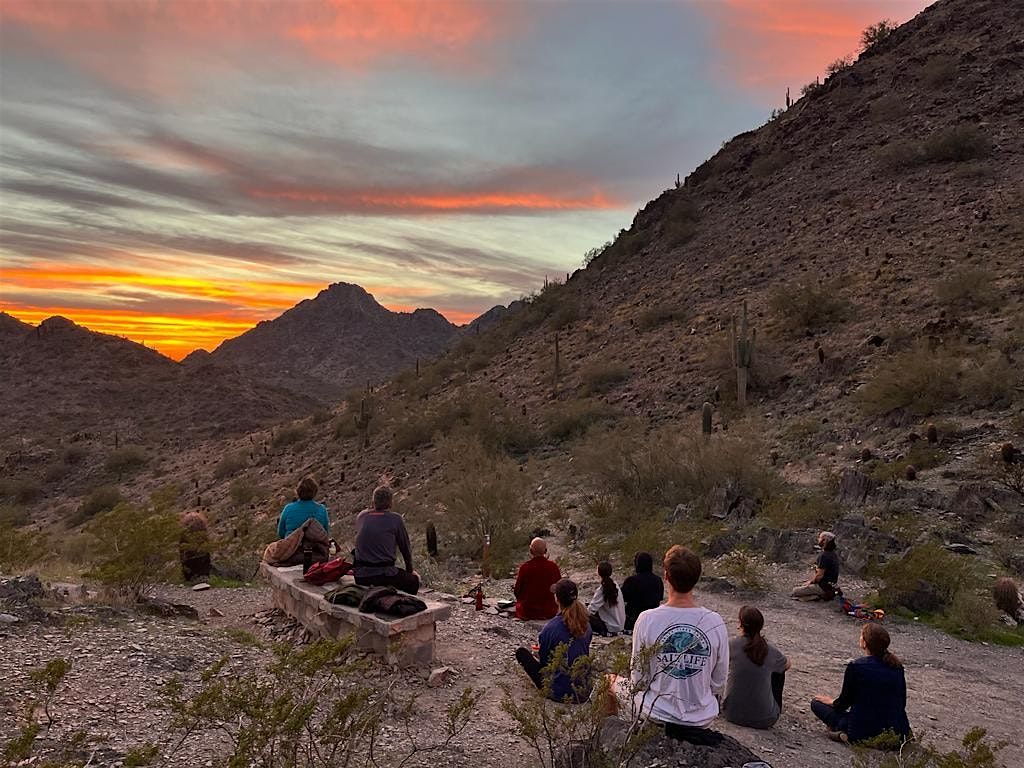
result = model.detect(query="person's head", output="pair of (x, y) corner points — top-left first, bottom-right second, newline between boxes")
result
(552, 578), (588, 638)
(296, 476), (318, 501)
(372, 484), (393, 511)
(738, 605), (768, 665)
(860, 623), (902, 668)
(529, 537), (548, 558)
(993, 577), (1023, 616)
(597, 561), (619, 606)
(663, 545), (701, 595)
(818, 531), (837, 551)
(634, 551), (654, 574)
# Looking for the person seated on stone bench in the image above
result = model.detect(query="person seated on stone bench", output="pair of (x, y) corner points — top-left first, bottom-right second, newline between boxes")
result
(277, 476), (330, 540)
(722, 606), (789, 729)
(791, 531), (840, 602)
(621, 551), (663, 633)
(811, 623), (910, 745)
(514, 578), (593, 703)
(513, 537), (561, 620)
(353, 483), (420, 595)
(605, 546), (729, 745)
(587, 561), (625, 636)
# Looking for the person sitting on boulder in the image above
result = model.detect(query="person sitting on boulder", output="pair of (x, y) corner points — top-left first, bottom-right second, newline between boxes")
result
(811, 623), (910, 744)
(722, 606), (790, 729)
(515, 578), (593, 703)
(791, 531), (839, 601)
(179, 510), (211, 582)
(621, 551), (664, 632)
(276, 476), (329, 540)
(608, 545), (729, 743)
(353, 484), (420, 595)
(513, 537), (562, 620)
(588, 561), (625, 636)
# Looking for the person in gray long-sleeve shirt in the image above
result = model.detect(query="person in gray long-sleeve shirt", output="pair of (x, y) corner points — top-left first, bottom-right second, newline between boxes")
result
(353, 484), (420, 594)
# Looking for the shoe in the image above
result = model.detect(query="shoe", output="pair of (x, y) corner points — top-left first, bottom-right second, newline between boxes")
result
(826, 730), (849, 744)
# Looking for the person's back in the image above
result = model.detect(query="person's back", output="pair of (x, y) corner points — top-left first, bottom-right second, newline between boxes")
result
(621, 551), (664, 631)
(352, 484), (420, 594)
(722, 635), (788, 728)
(277, 478), (329, 539)
(538, 612), (593, 703)
(843, 656), (910, 742)
(514, 538), (561, 620)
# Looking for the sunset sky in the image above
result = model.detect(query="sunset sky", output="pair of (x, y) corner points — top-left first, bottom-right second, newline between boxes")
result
(0, 0), (929, 359)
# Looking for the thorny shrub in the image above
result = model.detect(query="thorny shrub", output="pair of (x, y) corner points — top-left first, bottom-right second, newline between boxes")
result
(768, 280), (851, 332)
(84, 502), (181, 600)
(934, 267), (1001, 311)
(852, 727), (1005, 768)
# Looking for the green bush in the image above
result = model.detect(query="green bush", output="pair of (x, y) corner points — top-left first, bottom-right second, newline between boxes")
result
(934, 267), (1000, 310)
(711, 550), (770, 592)
(228, 479), (267, 508)
(85, 503), (180, 599)
(878, 125), (991, 171)
(213, 450), (249, 479)
(868, 444), (947, 485)
(0, 477), (42, 504)
(74, 484), (123, 524)
(579, 360), (630, 396)
(769, 281), (851, 332)
(272, 424), (308, 448)
(43, 462), (68, 483)
(852, 727), (1004, 768)
(760, 490), (837, 529)
(877, 542), (975, 613)
(0, 522), (42, 571)
(857, 344), (961, 417)
(61, 445), (88, 465)
(0, 504), (29, 527)
(750, 150), (793, 178)
(636, 304), (688, 331)
(105, 446), (148, 476)
(860, 19), (895, 50)
(544, 399), (618, 442)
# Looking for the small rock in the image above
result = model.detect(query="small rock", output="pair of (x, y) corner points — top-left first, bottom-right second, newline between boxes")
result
(208, 607), (225, 617)
(0, 613), (21, 624)
(192, 583), (211, 591)
(428, 666), (456, 688)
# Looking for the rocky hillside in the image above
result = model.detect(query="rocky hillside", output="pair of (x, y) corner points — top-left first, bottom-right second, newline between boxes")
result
(201, 282), (459, 401)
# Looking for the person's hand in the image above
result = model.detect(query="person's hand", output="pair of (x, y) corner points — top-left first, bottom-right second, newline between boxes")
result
(813, 695), (833, 705)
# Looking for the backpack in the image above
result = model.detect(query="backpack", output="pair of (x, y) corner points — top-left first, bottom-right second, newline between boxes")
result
(358, 586), (427, 617)
(303, 557), (352, 586)
(324, 583), (369, 607)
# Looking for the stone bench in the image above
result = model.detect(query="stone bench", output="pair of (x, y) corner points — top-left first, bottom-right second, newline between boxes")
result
(260, 564), (452, 666)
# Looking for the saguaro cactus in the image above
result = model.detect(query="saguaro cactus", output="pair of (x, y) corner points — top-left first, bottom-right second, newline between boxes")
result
(552, 332), (561, 395)
(426, 523), (438, 557)
(731, 301), (756, 409)
(702, 402), (713, 440)
(355, 398), (372, 448)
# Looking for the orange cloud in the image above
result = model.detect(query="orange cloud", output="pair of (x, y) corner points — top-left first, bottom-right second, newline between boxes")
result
(700, 0), (928, 95)
(248, 186), (621, 213)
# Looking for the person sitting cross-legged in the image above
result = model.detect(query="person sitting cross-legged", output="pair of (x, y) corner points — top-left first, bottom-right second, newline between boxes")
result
(588, 561), (625, 636)
(791, 531), (840, 601)
(513, 537), (562, 620)
(353, 483), (420, 595)
(811, 623), (911, 745)
(722, 606), (790, 729)
(514, 578), (593, 703)
(621, 551), (664, 633)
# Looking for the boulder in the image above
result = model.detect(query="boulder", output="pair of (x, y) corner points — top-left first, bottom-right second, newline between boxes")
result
(838, 469), (876, 506)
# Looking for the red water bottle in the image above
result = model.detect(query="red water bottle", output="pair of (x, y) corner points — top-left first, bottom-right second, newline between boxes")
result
(475, 585), (484, 611)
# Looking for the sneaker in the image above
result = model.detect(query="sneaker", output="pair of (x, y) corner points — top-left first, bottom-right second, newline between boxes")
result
(826, 730), (849, 744)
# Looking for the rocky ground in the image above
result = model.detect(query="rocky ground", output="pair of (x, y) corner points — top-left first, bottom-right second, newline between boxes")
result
(2, 566), (1021, 768)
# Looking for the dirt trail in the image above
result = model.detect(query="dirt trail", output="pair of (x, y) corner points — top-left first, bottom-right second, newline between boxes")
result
(1, 570), (1021, 767)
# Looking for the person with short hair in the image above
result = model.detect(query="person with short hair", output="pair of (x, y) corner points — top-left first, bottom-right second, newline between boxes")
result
(791, 531), (840, 601)
(513, 538), (562, 620)
(811, 623), (911, 744)
(722, 606), (790, 729)
(610, 545), (729, 737)
(621, 551), (664, 632)
(353, 484), (420, 594)
(515, 578), (593, 703)
(588, 561), (625, 636)
(276, 476), (329, 539)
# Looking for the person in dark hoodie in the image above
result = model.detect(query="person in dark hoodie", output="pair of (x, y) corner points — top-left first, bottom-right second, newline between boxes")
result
(620, 551), (664, 632)
(811, 623), (911, 744)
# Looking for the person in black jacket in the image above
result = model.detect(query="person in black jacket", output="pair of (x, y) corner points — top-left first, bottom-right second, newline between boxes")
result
(620, 551), (664, 632)
(811, 623), (911, 744)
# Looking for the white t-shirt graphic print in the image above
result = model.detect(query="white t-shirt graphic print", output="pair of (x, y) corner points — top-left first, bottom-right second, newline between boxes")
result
(629, 605), (729, 727)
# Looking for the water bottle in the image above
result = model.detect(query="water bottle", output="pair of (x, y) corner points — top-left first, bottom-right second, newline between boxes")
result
(302, 545), (313, 574)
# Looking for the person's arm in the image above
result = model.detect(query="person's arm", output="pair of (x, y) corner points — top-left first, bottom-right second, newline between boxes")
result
(710, 621), (729, 697)
(588, 586), (604, 614)
(538, 623), (554, 668)
(396, 517), (414, 572)
(277, 510), (286, 539)
(513, 564), (523, 598)
(620, 577), (635, 604)
(318, 506), (330, 536)
(830, 663), (857, 712)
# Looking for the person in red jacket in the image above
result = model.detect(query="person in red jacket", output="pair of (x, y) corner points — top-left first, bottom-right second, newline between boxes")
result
(514, 538), (562, 620)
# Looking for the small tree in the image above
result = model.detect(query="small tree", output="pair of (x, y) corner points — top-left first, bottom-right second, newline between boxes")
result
(861, 19), (896, 51)
(85, 502), (180, 600)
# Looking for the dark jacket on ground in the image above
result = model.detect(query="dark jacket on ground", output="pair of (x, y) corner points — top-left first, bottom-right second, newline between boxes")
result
(620, 552), (664, 631)
(833, 655), (910, 742)
(514, 556), (561, 620)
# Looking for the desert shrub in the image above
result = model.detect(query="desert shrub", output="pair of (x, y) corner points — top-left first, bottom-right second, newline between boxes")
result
(878, 125), (991, 171)
(74, 484), (123, 524)
(856, 343), (961, 417)
(921, 54), (956, 86)
(582, 240), (612, 267)
(0, 522), (42, 571)
(877, 542), (975, 613)
(769, 281), (851, 331)
(942, 588), (1004, 637)
(544, 399), (618, 442)
(706, 331), (781, 405)
(760, 490), (837, 529)
(43, 462), (68, 483)
(801, 79), (823, 97)
(660, 194), (701, 247)
(435, 434), (530, 574)
(213, 450), (249, 479)
(636, 303), (687, 331)
(870, 93), (907, 120)
(711, 550), (770, 592)
(826, 55), (854, 75)
(392, 412), (438, 451)
(309, 407), (332, 425)
(272, 423), (307, 448)
(750, 150), (793, 178)
(105, 446), (148, 476)
(934, 267), (1000, 310)
(860, 19), (895, 50)
(579, 360), (630, 395)
(0, 504), (29, 527)
(84, 502), (180, 599)
(164, 638), (479, 768)
(962, 354), (1022, 409)
(2, 657), (71, 762)
(61, 445), (88, 465)
(852, 727), (1004, 768)
(0, 476), (42, 504)
(228, 478), (267, 508)
(868, 444), (947, 485)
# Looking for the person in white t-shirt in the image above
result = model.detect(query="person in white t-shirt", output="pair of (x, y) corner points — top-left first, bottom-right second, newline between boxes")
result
(609, 545), (729, 731)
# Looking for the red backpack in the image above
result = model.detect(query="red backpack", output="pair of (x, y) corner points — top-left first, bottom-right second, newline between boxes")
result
(302, 557), (352, 586)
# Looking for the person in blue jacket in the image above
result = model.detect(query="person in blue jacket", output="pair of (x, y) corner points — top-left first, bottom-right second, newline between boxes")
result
(514, 578), (593, 703)
(276, 476), (329, 539)
(811, 623), (911, 744)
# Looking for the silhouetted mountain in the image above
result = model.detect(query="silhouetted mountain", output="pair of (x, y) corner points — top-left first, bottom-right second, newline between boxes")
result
(207, 282), (458, 401)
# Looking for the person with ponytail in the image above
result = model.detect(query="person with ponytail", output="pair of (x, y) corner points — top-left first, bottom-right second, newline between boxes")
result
(588, 561), (626, 636)
(722, 606), (790, 728)
(515, 578), (593, 703)
(811, 623), (910, 744)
